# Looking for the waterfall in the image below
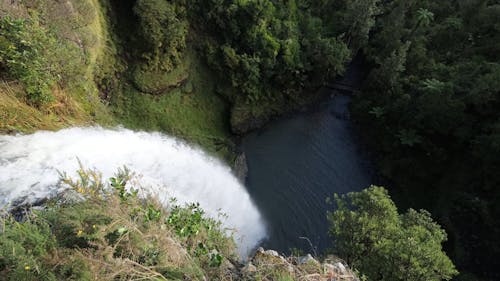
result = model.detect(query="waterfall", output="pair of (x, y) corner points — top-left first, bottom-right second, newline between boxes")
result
(0, 127), (266, 257)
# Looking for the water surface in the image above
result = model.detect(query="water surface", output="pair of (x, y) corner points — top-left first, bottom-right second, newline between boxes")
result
(243, 94), (373, 253)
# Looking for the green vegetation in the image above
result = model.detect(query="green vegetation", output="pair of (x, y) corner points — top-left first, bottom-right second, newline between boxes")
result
(1, 0), (499, 279)
(0, 0), (115, 133)
(0, 166), (366, 281)
(328, 186), (457, 281)
(347, 1), (500, 279)
(133, 0), (187, 73)
(186, 0), (351, 131)
(0, 0), (360, 148)
(110, 49), (233, 158)
(0, 167), (236, 280)
(0, 15), (56, 105)
(130, 0), (189, 95)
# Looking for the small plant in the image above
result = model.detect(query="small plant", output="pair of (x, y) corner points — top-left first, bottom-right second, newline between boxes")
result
(396, 129), (422, 147)
(368, 106), (385, 118)
(109, 166), (138, 202)
(144, 204), (162, 222)
(167, 203), (234, 268)
(0, 215), (57, 281)
(167, 203), (205, 238)
(209, 252), (224, 267)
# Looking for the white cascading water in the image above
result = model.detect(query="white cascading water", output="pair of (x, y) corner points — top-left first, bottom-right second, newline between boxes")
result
(0, 127), (266, 257)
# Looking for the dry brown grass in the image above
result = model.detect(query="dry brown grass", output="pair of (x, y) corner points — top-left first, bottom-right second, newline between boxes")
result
(0, 80), (94, 133)
(243, 251), (359, 281)
(61, 197), (198, 281)
(0, 0), (28, 18)
(0, 80), (59, 133)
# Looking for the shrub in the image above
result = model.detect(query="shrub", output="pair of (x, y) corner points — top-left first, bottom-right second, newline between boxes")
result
(0, 15), (57, 106)
(328, 186), (458, 281)
(133, 0), (188, 72)
(0, 216), (57, 281)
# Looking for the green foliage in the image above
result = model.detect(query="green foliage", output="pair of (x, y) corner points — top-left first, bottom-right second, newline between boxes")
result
(396, 129), (422, 147)
(350, 2), (500, 278)
(368, 106), (385, 118)
(0, 216), (57, 281)
(110, 49), (233, 160)
(0, 167), (236, 280)
(131, 60), (189, 94)
(144, 204), (162, 222)
(343, 0), (381, 51)
(167, 202), (232, 268)
(109, 167), (138, 202)
(414, 8), (434, 30)
(328, 186), (458, 281)
(0, 15), (56, 106)
(0, 0), (117, 133)
(188, 0), (351, 105)
(133, 0), (188, 72)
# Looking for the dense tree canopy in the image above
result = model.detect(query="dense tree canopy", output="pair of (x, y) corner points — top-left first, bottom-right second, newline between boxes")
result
(328, 186), (457, 281)
(350, 1), (500, 279)
(133, 0), (188, 72)
(186, 0), (351, 104)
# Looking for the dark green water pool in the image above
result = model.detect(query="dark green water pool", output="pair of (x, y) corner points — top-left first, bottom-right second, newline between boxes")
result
(243, 94), (373, 254)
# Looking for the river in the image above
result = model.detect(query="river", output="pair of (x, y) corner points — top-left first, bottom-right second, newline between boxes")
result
(242, 93), (373, 254)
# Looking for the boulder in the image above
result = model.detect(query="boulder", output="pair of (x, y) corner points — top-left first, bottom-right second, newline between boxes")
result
(298, 254), (318, 265)
(242, 262), (257, 273)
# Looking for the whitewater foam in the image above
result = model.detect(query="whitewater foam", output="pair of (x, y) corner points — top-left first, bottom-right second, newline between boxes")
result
(0, 127), (266, 257)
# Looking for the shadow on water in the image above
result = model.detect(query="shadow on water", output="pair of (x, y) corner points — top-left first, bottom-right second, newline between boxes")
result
(242, 93), (373, 254)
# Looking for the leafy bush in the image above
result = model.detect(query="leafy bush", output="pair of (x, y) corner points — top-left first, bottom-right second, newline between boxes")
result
(0, 15), (57, 106)
(328, 186), (458, 281)
(0, 216), (57, 281)
(167, 203), (232, 268)
(133, 0), (188, 72)
(349, 2), (500, 278)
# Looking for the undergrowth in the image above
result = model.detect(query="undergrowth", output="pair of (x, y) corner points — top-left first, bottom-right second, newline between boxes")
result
(0, 167), (236, 281)
(0, 0), (115, 133)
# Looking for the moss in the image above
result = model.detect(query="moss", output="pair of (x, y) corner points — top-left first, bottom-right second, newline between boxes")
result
(111, 49), (233, 160)
(131, 58), (189, 94)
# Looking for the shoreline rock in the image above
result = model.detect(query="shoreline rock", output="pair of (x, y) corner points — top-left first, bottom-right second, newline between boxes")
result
(241, 247), (359, 281)
(233, 152), (248, 182)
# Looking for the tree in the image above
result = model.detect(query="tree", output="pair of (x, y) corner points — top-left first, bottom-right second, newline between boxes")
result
(343, 0), (381, 51)
(416, 8), (434, 28)
(133, 0), (188, 72)
(409, 8), (434, 38)
(328, 186), (458, 281)
(349, 1), (500, 278)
